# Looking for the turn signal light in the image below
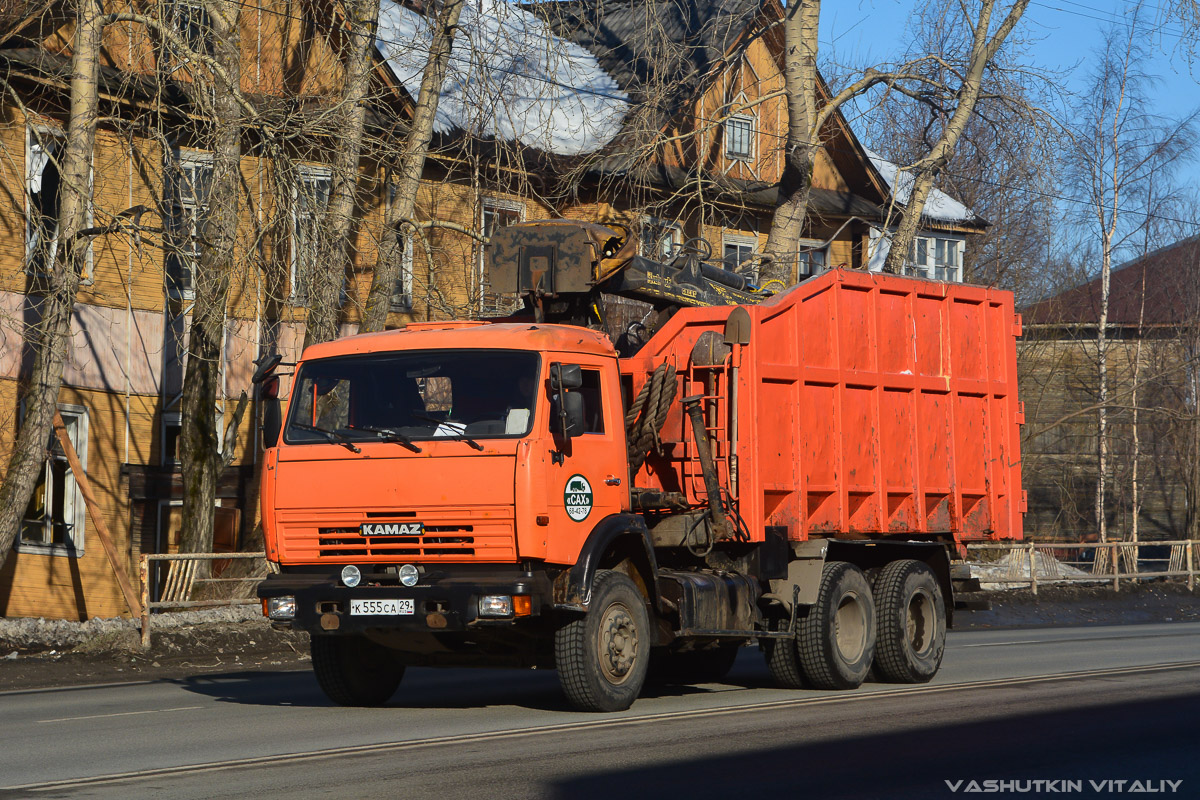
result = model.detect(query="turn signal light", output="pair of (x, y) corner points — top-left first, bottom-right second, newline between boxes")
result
(513, 595), (532, 616)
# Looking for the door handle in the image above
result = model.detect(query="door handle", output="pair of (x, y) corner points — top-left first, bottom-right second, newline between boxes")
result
(605, 476), (621, 486)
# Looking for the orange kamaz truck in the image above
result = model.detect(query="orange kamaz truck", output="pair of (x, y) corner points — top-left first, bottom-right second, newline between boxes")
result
(256, 222), (1024, 712)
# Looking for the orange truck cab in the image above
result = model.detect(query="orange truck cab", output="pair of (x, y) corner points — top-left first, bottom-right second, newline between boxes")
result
(257, 232), (1023, 713)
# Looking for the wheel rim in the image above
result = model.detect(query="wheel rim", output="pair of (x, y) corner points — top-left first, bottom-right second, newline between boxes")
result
(597, 602), (639, 685)
(833, 591), (868, 663)
(905, 589), (936, 657)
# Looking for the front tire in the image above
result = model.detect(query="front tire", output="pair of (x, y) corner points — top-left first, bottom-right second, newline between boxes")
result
(796, 561), (876, 690)
(872, 559), (946, 683)
(311, 635), (404, 706)
(555, 570), (650, 712)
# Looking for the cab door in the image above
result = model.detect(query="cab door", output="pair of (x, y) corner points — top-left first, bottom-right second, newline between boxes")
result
(543, 356), (629, 565)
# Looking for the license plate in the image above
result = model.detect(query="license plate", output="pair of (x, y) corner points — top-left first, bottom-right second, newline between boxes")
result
(350, 598), (414, 616)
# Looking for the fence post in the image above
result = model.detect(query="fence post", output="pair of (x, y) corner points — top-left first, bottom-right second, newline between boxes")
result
(1028, 543), (1038, 595)
(140, 555), (151, 650)
(1112, 542), (1120, 592)
(1188, 539), (1195, 593)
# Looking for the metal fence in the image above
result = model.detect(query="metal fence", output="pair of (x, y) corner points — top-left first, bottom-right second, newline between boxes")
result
(139, 552), (269, 648)
(964, 539), (1198, 594)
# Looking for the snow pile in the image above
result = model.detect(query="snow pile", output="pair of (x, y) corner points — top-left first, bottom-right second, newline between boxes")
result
(376, 0), (630, 156)
(969, 550), (1098, 590)
(867, 150), (976, 223)
(0, 605), (263, 650)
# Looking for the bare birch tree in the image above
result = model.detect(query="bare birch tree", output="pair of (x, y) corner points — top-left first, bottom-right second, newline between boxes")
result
(0, 0), (102, 564)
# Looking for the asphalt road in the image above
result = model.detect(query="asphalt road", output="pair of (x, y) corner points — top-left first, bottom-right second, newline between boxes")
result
(2, 622), (1198, 799)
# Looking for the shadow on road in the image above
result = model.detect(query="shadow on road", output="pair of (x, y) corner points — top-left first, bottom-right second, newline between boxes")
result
(548, 688), (1200, 799)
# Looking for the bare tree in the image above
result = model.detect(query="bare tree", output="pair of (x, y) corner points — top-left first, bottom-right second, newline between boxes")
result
(0, 0), (103, 564)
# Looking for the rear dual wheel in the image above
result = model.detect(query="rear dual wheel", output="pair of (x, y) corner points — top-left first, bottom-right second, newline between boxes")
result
(764, 561), (877, 690)
(872, 559), (946, 683)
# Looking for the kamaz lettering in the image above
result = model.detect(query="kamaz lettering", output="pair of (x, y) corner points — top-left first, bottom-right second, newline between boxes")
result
(360, 523), (423, 536)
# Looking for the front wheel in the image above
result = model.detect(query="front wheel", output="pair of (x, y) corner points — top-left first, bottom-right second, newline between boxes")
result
(555, 570), (650, 712)
(310, 635), (404, 706)
(872, 559), (946, 683)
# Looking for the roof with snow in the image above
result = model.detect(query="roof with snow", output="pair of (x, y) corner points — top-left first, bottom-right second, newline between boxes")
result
(867, 150), (982, 225)
(375, 0), (630, 156)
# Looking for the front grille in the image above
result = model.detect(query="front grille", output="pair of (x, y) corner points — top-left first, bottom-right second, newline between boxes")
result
(317, 525), (477, 557)
(277, 509), (516, 562)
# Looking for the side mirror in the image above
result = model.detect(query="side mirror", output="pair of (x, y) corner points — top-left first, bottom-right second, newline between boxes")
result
(549, 363), (585, 441)
(260, 376), (282, 449)
(550, 363), (583, 391)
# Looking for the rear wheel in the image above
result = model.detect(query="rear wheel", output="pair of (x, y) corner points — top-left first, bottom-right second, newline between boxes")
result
(310, 635), (404, 706)
(555, 570), (650, 712)
(796, 562), (876, 690)
(872, 559), (946, 683)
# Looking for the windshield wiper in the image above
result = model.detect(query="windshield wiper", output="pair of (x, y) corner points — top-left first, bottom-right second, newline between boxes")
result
(292, 423), (361, 453)
(413, 414), (484, 451)
(351, 425), (422, 453)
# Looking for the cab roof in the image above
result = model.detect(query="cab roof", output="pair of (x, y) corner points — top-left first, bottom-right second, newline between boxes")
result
(300, 322), (617, 362)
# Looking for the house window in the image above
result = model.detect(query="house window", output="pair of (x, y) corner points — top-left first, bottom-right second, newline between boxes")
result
(480, 198), (524, 315)
(19, 405), (88, 555)
(290, 166), (332, 302)
(386, 183), (416, 311)
(165, 151), (212, 299)
(162, 410), (182, 465)
(797, 239), (828, 277)
(906, 235), (962, 282)
(722, 233), (757, 276)
(724, 114), (755, 160)
(166, 0), (214, 56)
(639, 217), (682, 261)
(26, 127), (62, 278)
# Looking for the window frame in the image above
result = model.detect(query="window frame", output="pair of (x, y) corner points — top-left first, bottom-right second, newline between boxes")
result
(166, 0), (215, 57)
(724, 113), (756, 161)
(638, 216), (683, 261)
(722, 232), (758, 277)
(905, 235), (964, 282)
(797, 238), (828, 278)
(385, 182), (416, 312)
(164, 149), (213, 300)
(17, 403), (88, 557)
(25, 124), (93, 284)
(479, 197), (525, 315)
(289, 165), (333, 303)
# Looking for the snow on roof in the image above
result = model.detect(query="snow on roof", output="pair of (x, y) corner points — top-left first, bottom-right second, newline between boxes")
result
(376, 0), (630, 156)
(866, 150), (977, 223)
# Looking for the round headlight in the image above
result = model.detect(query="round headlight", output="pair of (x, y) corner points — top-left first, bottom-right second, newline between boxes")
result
(398, 564), (419, 587)
(340, 565), (362, 588)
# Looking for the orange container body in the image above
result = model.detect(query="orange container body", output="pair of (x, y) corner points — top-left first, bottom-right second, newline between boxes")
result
(621, 269), (1025, 545)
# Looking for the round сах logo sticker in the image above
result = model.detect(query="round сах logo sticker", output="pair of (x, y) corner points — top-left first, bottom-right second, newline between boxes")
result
(564, 474), (593, 522)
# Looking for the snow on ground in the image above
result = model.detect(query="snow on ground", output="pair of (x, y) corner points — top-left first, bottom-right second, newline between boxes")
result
(376, 0), (630, 156)
(969, 550), (1099, 590)
(0, 605), (262, 650)
(867, 150), (976, 223)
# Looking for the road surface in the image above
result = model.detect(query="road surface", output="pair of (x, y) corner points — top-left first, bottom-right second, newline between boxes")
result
(2, 622), (1198, 798)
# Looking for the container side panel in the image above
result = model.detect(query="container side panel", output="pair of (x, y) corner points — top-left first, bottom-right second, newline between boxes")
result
(797, 285), (835, 369)
(915, 295), (946, 377)
(954, 393), (990, 535)
(951, 298), (986, 381)
(839, 286), (876, 373)
(989, 395), (1012, 539)
(881, 388), (919, 531)
(987, 300), (1010, 385)
(877, 290), (913, 375)
(759, 378), (800, 536)
(843, 385), (881, 532)
(800, 381), (839, 534)
(918, 391), (953, 531)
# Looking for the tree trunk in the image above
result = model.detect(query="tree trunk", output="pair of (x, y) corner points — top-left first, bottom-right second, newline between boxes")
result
(882, 0), (1029, 275)
(759, 0), (819, 288)
(0, 0), (102, 566)
(360, 0), (466, 335)
(178, 0), (242, 554)
(303, 0), (382, 348)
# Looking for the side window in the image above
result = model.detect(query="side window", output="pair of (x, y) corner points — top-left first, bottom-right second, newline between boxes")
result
(579, 369), (604, 434)
(20, 404), (88, 555)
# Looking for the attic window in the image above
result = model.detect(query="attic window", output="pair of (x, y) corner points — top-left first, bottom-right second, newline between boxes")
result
(167, 0), (214, 57)
(724, 115), (755, 160)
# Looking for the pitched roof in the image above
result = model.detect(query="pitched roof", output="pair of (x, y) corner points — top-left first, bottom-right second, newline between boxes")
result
(1023, 237), (1200, 328)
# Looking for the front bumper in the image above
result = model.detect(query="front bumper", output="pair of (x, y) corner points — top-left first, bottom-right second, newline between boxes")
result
(257, 566), (554, 635)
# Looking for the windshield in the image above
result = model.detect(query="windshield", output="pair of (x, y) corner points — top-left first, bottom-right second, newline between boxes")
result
(284, 349), (540, 445)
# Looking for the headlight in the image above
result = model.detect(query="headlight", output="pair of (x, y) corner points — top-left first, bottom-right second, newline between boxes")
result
(398, 564), (419, 587)
(478, 595), (513, 617)
(267, 596), (296, 621)
(341, 565), (361, 588)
